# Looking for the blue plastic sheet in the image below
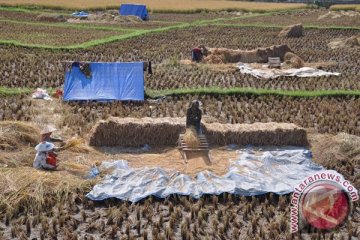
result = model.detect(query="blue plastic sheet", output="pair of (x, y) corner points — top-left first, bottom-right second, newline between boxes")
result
(63, 62), (144, 101)
(119, 4), (148, 20)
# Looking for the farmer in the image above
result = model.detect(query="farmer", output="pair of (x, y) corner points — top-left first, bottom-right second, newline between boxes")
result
(33, 142), (58, 170)
(40, 125), (64, 151)
(191, 47), (203, 62)
(186, 100), (202, 134)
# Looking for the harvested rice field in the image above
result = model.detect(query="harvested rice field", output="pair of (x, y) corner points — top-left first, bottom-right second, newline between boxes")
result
(0, 0), (306, 12)
(222, 9), (360, 28)
(0, 21), (125, 46)
(0, 26), (359, 89)
(0, 4), (359, 240)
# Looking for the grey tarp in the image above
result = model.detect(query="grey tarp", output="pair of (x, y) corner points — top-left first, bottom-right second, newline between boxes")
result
(87, 147), (326, 202)
(238, 63), (340, 79)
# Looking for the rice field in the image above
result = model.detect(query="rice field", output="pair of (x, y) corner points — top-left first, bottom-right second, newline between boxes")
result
(1, 25), (359, 90)
(331, 4), (360, 12)
(0, 21), (126, 46)
(0, 5), (359, 240)
(0, 0), (306, 12)
(221, 8), (360, 28)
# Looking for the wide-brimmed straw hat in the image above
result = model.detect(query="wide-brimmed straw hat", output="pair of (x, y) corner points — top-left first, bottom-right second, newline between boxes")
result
(41, 125), (57, 135)
(35, 142), (54, 152)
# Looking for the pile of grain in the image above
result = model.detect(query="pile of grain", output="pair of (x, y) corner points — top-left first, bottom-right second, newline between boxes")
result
(89, 117), (308, 147)
(284, 52), (305, 68)
(278, 24), (303, 38)
(203, 45), (293, 64)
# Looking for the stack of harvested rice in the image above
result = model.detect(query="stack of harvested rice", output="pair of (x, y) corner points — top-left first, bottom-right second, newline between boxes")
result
(89, 118), (309, 147)
(203, 45), (293, 64)
(89, 117), (184, 147)
(284, 52), (305, 69)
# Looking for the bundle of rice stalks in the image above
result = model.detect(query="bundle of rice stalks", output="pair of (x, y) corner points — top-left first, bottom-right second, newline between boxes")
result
(0, 121), (39, 151)
(183, 127), (200, 148)
(63, 137), (90, 153)
(0, 167), (96, 217)
(60, 161), (93, 178)
(284, 52), (304, 69)
(203, 45), (292, 64)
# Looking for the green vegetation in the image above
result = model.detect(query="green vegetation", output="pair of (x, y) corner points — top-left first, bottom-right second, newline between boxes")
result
(147, 87), (360, 98)
(0, 87), (32, 96)
(3, 86), (360, 98)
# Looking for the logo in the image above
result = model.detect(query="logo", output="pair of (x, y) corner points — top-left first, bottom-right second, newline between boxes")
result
(290, 171), (358, 233)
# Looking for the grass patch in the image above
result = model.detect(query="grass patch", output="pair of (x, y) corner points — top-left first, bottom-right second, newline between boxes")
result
(146, 87), (360, 98)
(3, 86), (360, 99)
(0, 87), (32, 96)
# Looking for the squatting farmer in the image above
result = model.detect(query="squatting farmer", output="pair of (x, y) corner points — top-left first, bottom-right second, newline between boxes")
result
(186, 100), (202, 134)
(33, 142), (58, 170)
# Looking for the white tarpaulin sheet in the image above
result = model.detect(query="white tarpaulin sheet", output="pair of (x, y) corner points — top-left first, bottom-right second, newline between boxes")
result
(238, 63), (340, 79)
(87, 147), (329, 202)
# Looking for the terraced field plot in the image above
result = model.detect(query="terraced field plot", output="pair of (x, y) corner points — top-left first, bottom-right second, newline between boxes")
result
(0, 20), (126, 46)
(1, 25), (359, 90)
(222, 9), (360, 28)
(0, 0), (306, 11)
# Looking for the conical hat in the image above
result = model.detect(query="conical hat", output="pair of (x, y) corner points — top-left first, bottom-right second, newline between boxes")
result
(35, 142), (54, 152)
(41, 125), (57, 135)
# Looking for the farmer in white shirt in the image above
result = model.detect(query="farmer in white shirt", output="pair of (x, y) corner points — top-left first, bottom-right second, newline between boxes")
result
(33, 142), (58, 170)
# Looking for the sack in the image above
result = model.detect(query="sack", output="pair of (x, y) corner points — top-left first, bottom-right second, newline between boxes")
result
(46, 152), (57, 166)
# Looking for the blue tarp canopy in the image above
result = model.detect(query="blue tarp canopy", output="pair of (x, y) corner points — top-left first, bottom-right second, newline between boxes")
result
(63, 62), (144, 101)
(119, 4), (148, 20)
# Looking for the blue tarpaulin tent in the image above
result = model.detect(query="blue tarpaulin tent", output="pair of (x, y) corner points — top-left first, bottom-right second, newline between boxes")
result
(119, 4), (148, 20)
(63, 62), (144, 101)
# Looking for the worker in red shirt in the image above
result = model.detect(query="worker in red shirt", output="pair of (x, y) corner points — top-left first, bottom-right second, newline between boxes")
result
(192, 47), (203, 62)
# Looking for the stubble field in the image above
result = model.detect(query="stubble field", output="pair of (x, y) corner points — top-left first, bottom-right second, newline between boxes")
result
(0, 5), (359, 240)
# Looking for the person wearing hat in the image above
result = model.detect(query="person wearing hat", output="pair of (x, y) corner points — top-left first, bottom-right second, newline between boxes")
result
(33, 142), (58, 170)
(186, 100), (202, 134)
(40, 125), (64, 151)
